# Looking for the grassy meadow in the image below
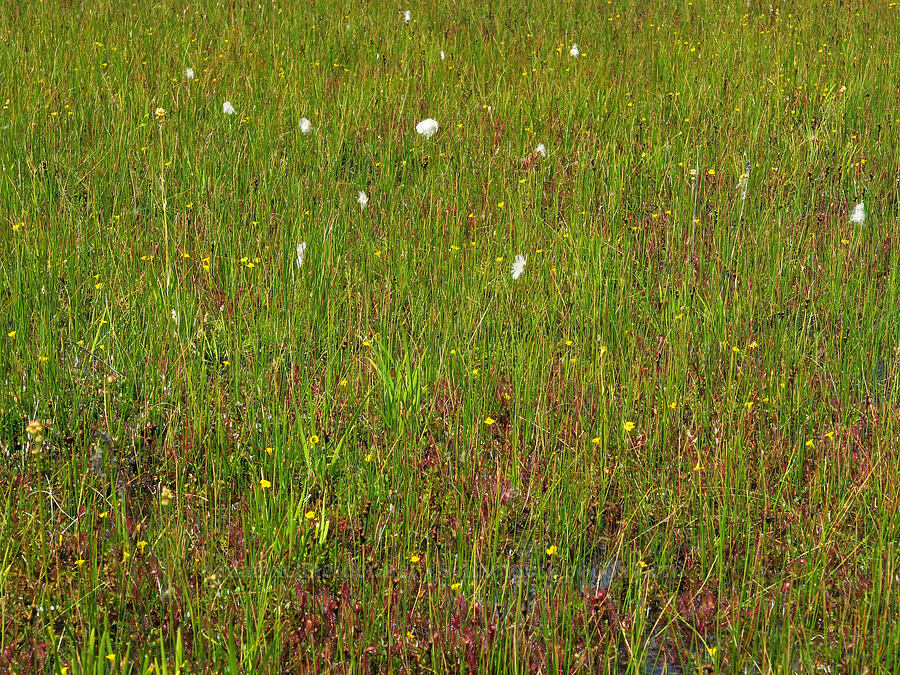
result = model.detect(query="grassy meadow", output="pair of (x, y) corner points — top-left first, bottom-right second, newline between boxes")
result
(2, 0), (900, 672)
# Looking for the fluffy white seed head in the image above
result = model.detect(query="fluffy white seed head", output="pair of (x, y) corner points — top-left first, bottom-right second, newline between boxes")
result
(223, 100), (236, 115)
(403, 10), (411, 22)
(511, 254), (527, 280)
(295, 241), (307, 269)
(535, 143), (546, 157)
(850, 201), (865, 224)
(416, 118), (439, 139)
(440, 50), (445, 60)
(358, 191), (368, 209)
(185, 68), (194, 79)
(299, 117), (313, 134)
(570, 43), (580, 57)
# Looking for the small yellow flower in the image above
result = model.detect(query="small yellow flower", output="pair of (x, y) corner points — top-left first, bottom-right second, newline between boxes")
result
(339, 379), (348, 387)
(106, 654), (116, 662)
(706, 646), (717, 658)
(451, 582), (461, 591)
(308, 434), (320, 445)
(7, 331), (15, 338)
(591, 437), (600, 445)
(364, 453), (372, 462)
(825, 431), (835, 440)
(805, 439), (815, 448)
(545, 545), (558, 556)
(137, 541), (148, 554)
(260, 478), (271, 489)
(99, 511), (108, 518)
(497, 201), (504, 209)
(484, 417), (495, 426)
(305, 510), (316, 520)
(409, 554), (421, 563)
(669, 401), (677, 410)
(265, 446), (273, 455)
(122, 550), (130, 563)
(623, 421), (635, 432)
(154, 107), (166, 124)
(74, 559), (85, 568)
(159, 486), (174, 506)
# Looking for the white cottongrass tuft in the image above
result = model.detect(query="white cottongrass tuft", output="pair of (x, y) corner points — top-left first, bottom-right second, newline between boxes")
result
(358, 191), (368, 209)
(403, 9), (411, 22)
(850, 201), (865, 224)
(415, 118), (439, 139)
(511, 254), (527, 280)
(295, 241), (307, 269)
(185, 68), (194, 79)
(535, 143), (546, 157)
(223, 100), (236, 115)
(569, 43), (580, 57)
(299, 117), (313, 134)
(440, 50), (445, 60)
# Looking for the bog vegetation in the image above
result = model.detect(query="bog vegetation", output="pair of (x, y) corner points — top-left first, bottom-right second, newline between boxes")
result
(1, 0), (899, 672)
